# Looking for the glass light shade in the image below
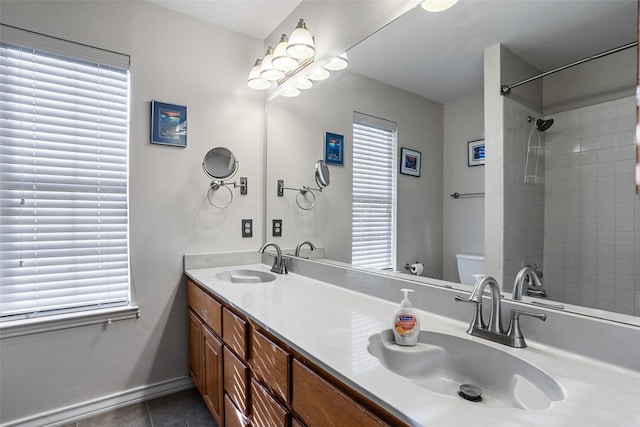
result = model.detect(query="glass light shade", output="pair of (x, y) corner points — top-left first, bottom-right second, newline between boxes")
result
(308, 68), (330, 81)
(281, 87), (301, 97)
(286, 19), (315, 60)
(247, 59), (271, 90)
(420, 0), (458, 12)
(272, 34), (299, 72)
(260, 47), (285, 81)
(324, 52), (349, 71)
(294, 78), (313, 90)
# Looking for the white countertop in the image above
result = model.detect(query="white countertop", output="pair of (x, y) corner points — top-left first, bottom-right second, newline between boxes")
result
(185, 263), (640, 427)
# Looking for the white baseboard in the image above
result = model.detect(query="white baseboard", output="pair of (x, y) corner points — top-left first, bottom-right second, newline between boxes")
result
(2, 376), (195, 427)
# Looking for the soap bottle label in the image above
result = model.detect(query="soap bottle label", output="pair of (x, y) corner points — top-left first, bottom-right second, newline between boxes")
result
(395, 315), (417, 336)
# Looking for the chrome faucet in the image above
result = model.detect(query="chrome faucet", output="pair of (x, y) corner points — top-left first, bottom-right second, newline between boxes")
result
(513, 266), (545, 300)
(294, 240), (316, 257)
(456, 275), (546, 348)
(259, 242), (287, 274)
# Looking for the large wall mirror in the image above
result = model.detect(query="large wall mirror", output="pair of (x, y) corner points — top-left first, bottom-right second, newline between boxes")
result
(265, 0), (639, 325)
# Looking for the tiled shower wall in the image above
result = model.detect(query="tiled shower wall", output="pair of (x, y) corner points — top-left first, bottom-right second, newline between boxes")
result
(502, 98), (546, 291)
(543, 96), (639, 316)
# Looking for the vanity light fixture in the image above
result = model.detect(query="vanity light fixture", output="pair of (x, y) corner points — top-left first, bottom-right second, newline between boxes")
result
(247, 59), (271, 90)
(272, 34), (299, 72)
(421, 0), (458, 12)
(247, 19), (315, 91)
(286, 19), (315, 60)
(260, 47), (285, 81)
(324, 52), (349, 71)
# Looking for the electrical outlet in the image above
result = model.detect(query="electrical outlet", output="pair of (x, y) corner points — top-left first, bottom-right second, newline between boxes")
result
(272, 219), (282, 237)
(242, 219), (253, 238)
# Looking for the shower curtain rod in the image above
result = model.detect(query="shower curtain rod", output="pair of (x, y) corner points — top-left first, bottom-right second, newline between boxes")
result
(500, 41), (638, 96)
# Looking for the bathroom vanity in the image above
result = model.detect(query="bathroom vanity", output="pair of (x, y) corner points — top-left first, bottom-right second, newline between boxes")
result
(184, 254), (640, 427)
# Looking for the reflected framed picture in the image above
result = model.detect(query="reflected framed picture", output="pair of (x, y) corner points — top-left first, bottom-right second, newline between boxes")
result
(468, 139), (485, 166)
(151, 101), (187, 147)
(400, 147), (421, 177)
(325, 132), (344, 165)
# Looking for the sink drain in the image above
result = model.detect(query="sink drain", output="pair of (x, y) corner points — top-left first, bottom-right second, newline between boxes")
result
(458, 384), (483, 402)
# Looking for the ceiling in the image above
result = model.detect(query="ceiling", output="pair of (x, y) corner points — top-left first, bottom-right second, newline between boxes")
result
(146, 0), (302, 40)
(147, 0), (637, 104)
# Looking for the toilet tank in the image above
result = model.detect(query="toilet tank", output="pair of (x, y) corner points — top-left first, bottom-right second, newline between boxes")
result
(456, 254), (485, 285)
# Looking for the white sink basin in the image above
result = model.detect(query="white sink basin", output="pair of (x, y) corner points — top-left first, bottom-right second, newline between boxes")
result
(214, 269), (276, 284)
(368, 329), (564, 410)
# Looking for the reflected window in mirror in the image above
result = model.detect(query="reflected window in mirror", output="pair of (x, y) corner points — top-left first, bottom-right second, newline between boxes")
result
(352, 113), (397, 270)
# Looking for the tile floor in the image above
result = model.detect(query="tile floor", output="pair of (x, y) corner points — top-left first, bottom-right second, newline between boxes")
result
(60, 388), (216, 427)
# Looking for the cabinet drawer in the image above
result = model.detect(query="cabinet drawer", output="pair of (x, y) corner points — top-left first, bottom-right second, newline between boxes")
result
(292, 360), (387, 427)
(223, 307), (248, 359)
(251, 379), (289, 427)
(224, 346), (249, 415)
(187, 281), (222, 335)
(251, 329), (290, 403)
(225, 394), (249, 427)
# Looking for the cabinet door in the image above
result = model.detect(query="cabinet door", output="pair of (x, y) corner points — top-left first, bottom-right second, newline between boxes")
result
(223, 307), (248, 359)
(188, 309), (204, 393)
(251, 329), (290, 403)
(292, 360), (388, 427)
(203, 327), (224, 426)
(251, 379), (289, 427)
(224, 346), (249, 415)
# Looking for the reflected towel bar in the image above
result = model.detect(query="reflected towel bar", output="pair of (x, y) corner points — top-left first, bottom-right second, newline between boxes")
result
(451, 192), (485, 199)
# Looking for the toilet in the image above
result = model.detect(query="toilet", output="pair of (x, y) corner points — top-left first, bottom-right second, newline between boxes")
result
(456, 254), (485, 285)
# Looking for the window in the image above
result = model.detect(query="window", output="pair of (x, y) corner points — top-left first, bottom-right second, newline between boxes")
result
(0, 25), (131, 321)
(352, 113), (396, 270)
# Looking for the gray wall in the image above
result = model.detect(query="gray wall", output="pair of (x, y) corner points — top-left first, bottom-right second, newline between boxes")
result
(442, 92), (485, 282)
(0, 1), (265, 424)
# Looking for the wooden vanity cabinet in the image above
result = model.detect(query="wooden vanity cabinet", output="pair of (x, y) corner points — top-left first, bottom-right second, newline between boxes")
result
(187, 278), (404, 427)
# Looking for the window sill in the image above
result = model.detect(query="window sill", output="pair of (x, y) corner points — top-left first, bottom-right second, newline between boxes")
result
(0, 305), (140, 339)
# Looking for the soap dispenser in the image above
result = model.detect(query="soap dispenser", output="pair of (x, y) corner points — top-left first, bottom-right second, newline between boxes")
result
(393, 288), (420, 346)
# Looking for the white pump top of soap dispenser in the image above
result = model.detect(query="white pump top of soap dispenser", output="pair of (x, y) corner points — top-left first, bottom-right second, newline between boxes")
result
(400, 288), (414, 307)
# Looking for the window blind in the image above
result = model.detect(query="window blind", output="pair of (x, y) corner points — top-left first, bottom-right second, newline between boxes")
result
(352, 114), (396, 270)
(0, 30), (131, 319)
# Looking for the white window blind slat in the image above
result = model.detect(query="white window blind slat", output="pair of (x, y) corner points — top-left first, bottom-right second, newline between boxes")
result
(352, 114), (396, 270)
(0, 31), (131, 320)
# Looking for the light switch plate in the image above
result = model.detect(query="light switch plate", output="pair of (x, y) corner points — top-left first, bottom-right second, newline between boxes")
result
(272, 219), (282, 237)
(242, 219), (253, 238)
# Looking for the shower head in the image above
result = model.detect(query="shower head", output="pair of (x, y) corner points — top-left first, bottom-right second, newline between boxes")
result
(536, 118), (554, 132)
(527, 116), (554, 132)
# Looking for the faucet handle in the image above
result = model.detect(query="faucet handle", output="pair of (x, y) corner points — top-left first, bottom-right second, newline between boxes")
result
(506, 309), (546, 348)
(455, 295), (485, 333)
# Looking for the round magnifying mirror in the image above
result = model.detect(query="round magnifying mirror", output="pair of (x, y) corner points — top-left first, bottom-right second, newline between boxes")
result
(202, 147), (238, 180)
(315, 160), (330, 188)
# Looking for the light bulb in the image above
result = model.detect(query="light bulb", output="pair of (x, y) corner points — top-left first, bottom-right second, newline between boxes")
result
(247, 59), (271, 90)
(272, 34), (299, 72)
(420, 0), (458, 12)
(260, 47), (285, 81)
(308, 68), (330, 81)
(282, 87), (301, 97)
(286, 19), (315, 60)
(294, 78), (313, 90)
(324, 52), (349, 71)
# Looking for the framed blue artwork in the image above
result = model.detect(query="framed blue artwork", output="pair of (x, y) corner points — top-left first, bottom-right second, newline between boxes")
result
(151, 101), (187, 147)
(400, 147), (421, 177)
(324, 132), (344, 165)
(468, 139), (485, 166)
